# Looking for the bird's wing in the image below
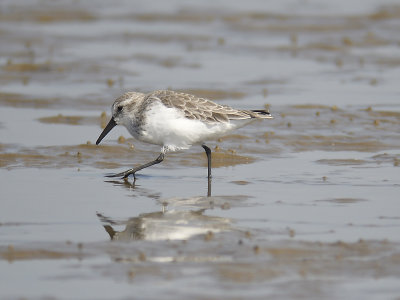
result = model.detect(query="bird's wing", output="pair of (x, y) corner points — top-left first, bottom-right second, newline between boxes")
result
(147, 90), (254, 123)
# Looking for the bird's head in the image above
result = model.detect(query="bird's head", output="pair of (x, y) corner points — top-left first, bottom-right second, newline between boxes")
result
(96, 92), (145, 145)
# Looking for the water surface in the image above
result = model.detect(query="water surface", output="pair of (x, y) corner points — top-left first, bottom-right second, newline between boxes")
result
(1, 1), (400, 299)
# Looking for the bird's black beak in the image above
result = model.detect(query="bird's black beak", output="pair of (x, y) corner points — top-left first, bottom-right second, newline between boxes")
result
(96, 118), (117, 145)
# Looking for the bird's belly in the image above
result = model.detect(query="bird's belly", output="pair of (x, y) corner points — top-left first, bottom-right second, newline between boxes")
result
(139, 117), (235, 151)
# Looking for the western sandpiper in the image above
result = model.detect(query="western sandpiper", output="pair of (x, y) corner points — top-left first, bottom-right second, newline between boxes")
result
(96, 90), (272, 179)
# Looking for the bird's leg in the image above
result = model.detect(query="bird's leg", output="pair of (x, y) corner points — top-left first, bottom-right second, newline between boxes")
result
(207, 176), (212, 197)
(202, 144), (212, 179)
(106, 153), (165, 179)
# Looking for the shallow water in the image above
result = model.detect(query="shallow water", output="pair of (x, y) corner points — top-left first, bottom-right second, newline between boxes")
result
(1, 0), (400, 299)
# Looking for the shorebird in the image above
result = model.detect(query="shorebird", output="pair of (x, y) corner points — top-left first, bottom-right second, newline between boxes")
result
(96, 90), (272, 179)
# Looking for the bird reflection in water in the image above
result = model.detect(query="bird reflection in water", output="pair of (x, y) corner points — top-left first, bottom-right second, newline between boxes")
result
(99, 171), (236, 241)
(97, 201), (230, 241)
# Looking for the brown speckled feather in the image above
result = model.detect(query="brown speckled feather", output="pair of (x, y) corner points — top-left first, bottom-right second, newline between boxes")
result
(144, 90), (270, 123)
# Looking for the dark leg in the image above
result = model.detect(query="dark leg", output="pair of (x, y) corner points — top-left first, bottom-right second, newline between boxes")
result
(106, 153), (164, 179)
(207, 176), (211, 197)
(202, 145), (212, 179)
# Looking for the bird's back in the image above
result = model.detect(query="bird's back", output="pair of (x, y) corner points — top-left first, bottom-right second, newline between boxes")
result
(144, 90), (272, 124)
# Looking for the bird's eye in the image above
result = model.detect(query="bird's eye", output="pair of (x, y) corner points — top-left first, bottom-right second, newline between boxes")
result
(117, 105), (123, 112)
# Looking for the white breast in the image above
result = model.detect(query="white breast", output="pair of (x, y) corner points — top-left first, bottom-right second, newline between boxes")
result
(137, 101), (238, 151)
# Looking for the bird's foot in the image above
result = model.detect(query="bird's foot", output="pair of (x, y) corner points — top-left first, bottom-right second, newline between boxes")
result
(105, 169), (137, 179)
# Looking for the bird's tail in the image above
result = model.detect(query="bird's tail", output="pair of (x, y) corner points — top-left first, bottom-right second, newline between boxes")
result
(250, 109), (273, 119)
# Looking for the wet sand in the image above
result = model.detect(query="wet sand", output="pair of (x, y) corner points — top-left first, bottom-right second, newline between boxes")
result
(1, 1), (400, 299)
